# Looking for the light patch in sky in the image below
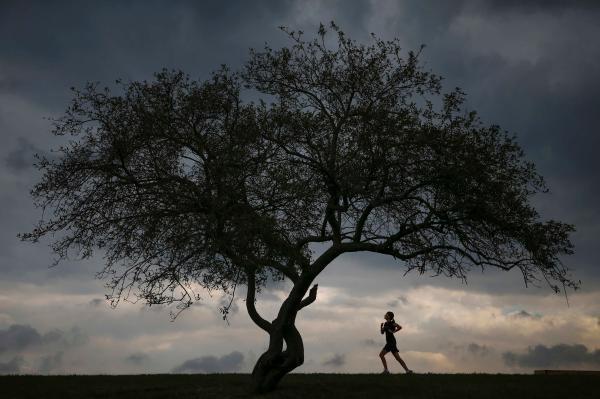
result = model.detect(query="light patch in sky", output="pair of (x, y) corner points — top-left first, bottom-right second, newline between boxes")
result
(1, 279), (598, 374)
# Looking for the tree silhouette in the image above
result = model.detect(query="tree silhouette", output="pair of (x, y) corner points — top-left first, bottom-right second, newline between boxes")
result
(21, 23), (577, 392)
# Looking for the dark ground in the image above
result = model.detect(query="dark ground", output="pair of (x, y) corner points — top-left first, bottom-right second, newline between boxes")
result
(2, 373), (599, 399)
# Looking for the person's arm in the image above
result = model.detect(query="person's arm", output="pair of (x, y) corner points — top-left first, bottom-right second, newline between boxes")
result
(393, 323), (402, 333)
(380, 323), (385, 334)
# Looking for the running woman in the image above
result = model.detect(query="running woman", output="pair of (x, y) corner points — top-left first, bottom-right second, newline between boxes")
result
(379, 311), (413, 374)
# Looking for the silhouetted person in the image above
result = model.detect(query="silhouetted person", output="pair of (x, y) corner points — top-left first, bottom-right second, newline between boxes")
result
(379, 311), (413, 374)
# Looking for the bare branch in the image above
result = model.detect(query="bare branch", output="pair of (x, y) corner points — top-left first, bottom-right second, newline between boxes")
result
(245, 269), (272, 333)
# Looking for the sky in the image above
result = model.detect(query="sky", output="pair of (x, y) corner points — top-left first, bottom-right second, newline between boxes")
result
(1, 0), (599, 375)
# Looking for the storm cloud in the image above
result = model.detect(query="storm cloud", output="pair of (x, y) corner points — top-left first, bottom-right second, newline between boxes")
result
(467, 343), (492, 357)
(0, 324), (87, 354)
(322, 353), (346, 368)
(507, 310), (541, 320)
(386, 296), (409, 308)
(4, 137), (40, 173)
(126, 352), (150, 365)
(503, 344), (600, 368)
(0, 324), (41, 352)
(0, 0), (599, 374)
(172, 351), (244, 373)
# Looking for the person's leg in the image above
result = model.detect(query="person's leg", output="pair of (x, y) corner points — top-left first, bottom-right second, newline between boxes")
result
(379, 349), (389, 371)
(392, 351), (412, 373)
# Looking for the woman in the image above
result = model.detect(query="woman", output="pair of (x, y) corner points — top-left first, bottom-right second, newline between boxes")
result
(379, 311), (413, 374)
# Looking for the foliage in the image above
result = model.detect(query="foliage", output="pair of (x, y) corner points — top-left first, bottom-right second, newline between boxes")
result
(21, 22), (577, 320)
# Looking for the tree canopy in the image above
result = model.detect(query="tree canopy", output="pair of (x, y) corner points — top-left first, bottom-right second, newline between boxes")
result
(21, 23), (577, 391)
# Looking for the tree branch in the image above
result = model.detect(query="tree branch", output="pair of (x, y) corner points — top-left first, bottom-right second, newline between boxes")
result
(353, 178), (445, 242)
(297, 284), (318, 310)
(338, 241), (518, 271)
(245, 269), (272, 333)
(295, 234), (333, 249)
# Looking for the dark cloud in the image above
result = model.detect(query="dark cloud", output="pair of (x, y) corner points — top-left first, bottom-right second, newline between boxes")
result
(44, 326), (88, 348)
(483, 0), (600, 13)
(387, 296), (409, 308)
(1, 0), (599, 293)
(0, 324), (87, 353)
(363, 0), (600, 287)
(507, 310), (541, 319)
(4, 137), (40, 172)
(0, 324), (41, 352)
(386, 300), (397, 308)
(125, 352), (150, 365)
(172, 351), (244, 373)
(322, 353), (345, 368)
(449, 342), (494, 358)
(39, 351), (63, 373)
(503, 344), (600, 368)
(0, 0), (293, 109)
(467, 343), (491, 357)
(0, 356), (23, 374)
(41, 329), (63, 344)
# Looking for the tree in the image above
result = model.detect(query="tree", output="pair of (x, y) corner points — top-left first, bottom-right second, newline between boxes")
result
(21, 23), (577, 392)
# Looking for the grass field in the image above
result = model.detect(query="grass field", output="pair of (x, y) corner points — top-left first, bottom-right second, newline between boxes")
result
(2, 373), (599, 399)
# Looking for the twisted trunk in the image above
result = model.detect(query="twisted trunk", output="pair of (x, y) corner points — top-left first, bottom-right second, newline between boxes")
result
(246, 247), (338, 393)
(251, 317), (304, 392)
(246, 273), (318, 393)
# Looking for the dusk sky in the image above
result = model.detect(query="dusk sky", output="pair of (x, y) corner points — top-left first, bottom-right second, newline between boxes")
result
(1, 0), (599, 375)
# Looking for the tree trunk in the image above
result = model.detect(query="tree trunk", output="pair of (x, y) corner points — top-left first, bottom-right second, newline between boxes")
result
(244, 265), (323, 393)
(251, 317), (304, 393)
